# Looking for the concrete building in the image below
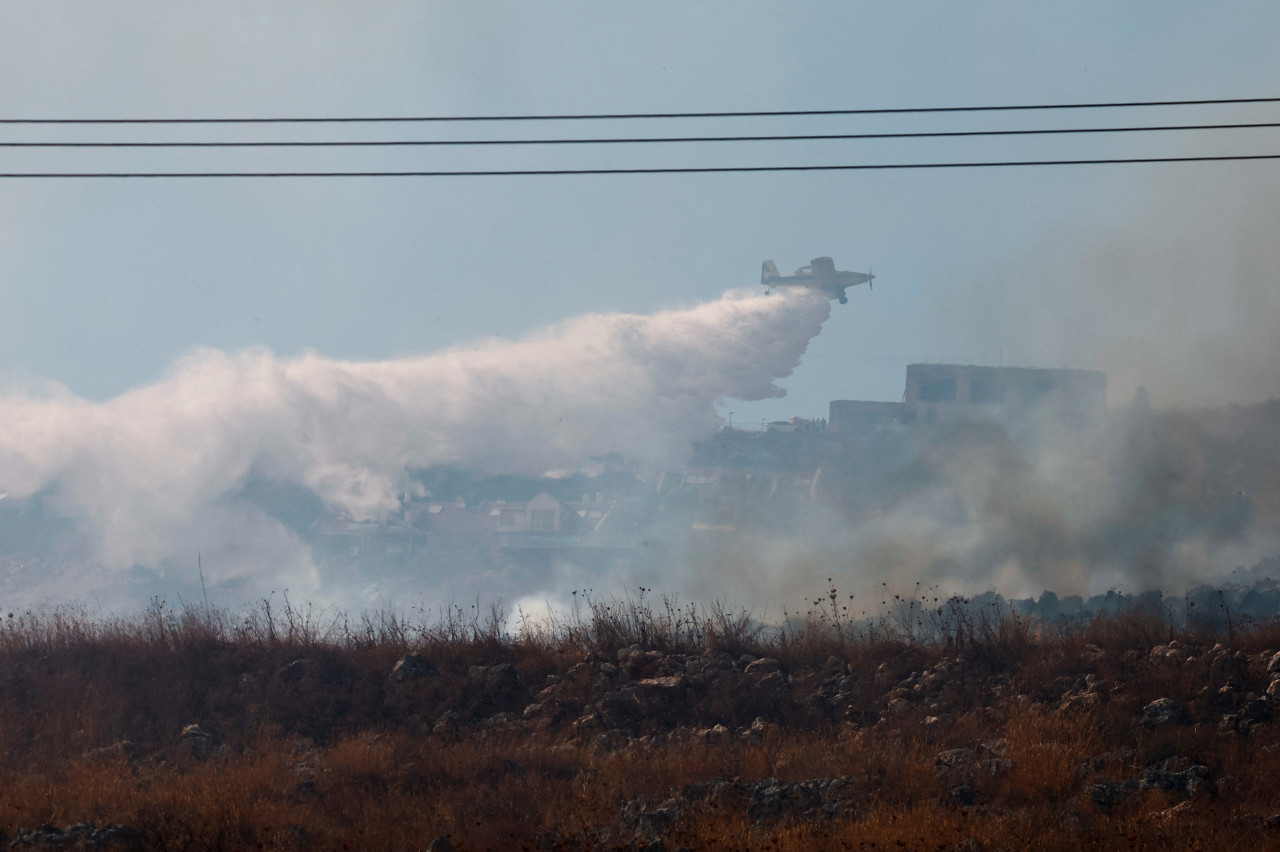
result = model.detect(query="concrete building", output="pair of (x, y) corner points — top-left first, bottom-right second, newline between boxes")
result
(830, 363), (1107, 433)
(905, 363), (1106, 427)
(828, 400), (907, 433)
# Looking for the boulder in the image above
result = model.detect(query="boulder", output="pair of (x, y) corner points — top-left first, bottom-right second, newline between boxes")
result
(11, 822), (139, 850)
(179, 724), (218, 759)
(82, 740), (138, 764)
(1149, 644), (1187, 667)
(1090, 779), (1141, 809)
(1267, 650), (1280, 674)
(469, 663), (520, 698)
(1243, 695), (1274, 723)
(617, 644), (644, 665)
(744, 658), (781, 677)
(694, 724), (732, 745)
(1140, 764), (1216, 797)
(1142, 698), (1192, 728)
(276, 658), (312, 683)
(432, 710), (459, 737)
(934, 740), (1013, 782)
(637, 675), (685, 691)
(389, 653), (436, 683)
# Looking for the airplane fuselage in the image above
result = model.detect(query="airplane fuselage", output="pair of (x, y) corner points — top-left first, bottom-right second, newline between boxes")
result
(761, 256), (874, 304)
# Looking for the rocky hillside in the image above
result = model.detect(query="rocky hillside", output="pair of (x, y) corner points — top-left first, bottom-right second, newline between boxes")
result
(1, 597), (1279, 849)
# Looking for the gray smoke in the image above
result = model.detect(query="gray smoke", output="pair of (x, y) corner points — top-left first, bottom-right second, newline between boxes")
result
(926, 175), (1280, 409)
(638, 401), (1279, 620)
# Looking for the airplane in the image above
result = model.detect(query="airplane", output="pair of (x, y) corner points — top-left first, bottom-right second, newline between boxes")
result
(761, 256), (874, 304)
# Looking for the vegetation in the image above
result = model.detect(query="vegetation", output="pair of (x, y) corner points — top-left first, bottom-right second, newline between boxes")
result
(1, 586), (1279, 850)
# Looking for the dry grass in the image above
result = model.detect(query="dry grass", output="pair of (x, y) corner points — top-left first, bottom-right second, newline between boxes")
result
(0, 589), (1278, 850)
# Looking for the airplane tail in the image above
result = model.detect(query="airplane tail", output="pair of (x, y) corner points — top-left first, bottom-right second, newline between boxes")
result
(761, 260), (779, 283)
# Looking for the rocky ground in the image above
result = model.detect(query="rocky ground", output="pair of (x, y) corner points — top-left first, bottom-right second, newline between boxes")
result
(2, 602), (1280, 849)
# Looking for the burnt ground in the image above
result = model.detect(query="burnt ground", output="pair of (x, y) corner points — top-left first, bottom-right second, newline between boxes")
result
(2, 600), (1280, 849)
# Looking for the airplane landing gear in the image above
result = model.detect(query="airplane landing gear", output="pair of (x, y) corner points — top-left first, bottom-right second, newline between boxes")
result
(838, 294), (848, 304)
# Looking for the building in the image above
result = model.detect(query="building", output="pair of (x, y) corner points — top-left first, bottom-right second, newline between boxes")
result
(830, 363), (1107, 433)
(905, 363), (1106, 427)
(828, 400), (907, 433)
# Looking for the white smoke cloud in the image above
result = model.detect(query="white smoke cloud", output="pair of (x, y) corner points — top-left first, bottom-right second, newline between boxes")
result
(0, 288), (831, 598)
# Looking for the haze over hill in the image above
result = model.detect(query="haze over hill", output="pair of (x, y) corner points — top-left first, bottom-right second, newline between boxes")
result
(1, 278), (1277, 616)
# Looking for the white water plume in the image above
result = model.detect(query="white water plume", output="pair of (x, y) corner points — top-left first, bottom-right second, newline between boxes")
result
(0, 288), (831, 600)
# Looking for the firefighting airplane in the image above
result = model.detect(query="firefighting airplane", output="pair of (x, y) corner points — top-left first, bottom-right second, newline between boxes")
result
(761, 256), (875, 304)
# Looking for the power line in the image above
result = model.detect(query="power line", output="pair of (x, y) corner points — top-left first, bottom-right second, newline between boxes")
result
(2, 96), (1279, 124)
(2, 152), (1279, 178)
(4, 121), (1280, 147)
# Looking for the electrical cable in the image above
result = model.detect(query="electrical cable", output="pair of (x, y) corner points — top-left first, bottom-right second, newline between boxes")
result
(2, 152), (1278, 178)
(1, 96), (1278, 124)
(3, 121), (1279, 147)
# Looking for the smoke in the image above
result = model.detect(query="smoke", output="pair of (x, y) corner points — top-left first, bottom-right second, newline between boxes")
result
(927, 174), (1280, 409)
(3, 210), (1277, 617)
(654, 401), (1280, 615)
(1096, 182), (1280, 408)
(0, 288), (831, 606)
(815, 171), (1280, 604)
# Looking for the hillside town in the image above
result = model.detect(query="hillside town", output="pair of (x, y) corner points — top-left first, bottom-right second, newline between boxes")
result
(299, 362), (1280, 605)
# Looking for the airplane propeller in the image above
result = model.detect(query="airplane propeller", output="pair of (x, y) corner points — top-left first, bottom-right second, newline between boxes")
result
(868, 265), (875, 291)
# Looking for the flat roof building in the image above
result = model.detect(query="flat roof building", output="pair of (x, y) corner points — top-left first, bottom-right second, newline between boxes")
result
(831, 364), (1107, 433)
(905, 363), (1106, 427)
(829, 400), (907, 433)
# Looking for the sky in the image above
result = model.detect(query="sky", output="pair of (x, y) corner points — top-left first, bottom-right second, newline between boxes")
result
(0, 3), (1277, 416)
(1, 3), (1279, 610)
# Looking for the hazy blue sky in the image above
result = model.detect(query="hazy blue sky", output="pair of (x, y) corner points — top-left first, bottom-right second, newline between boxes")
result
(2, 2), (1279, 419)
